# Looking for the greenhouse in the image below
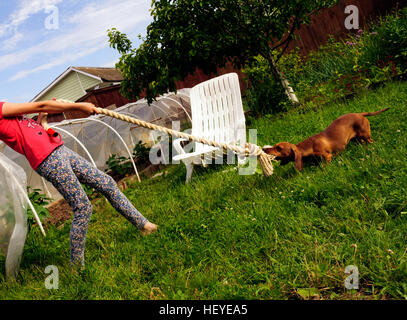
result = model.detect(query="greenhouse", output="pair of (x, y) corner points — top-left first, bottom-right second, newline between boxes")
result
(0, 153), (28, 278)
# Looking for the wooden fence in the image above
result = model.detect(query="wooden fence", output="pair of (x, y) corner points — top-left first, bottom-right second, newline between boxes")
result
(286, 0), (405, 55)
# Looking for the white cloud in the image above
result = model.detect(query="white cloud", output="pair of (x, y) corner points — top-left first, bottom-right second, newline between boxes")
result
(0, 0), (63, 41)
(100, 59), (119, 68)
(1, 0), (152, 79)
(8, 0), (62, 28)
(10, 46), (101, 81)
(2, 31), (23, 50)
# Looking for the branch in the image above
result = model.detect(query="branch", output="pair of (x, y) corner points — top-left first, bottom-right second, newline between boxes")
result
(271, 2), (332, 60)
(269, 12), (301, 61)
(275, 15), (300, 63)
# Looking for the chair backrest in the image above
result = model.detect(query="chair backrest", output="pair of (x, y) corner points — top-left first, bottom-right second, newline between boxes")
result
(190, 73), (246, 152)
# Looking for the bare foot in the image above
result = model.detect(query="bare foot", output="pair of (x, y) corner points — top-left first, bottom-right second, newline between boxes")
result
(141, 221), (158, 236)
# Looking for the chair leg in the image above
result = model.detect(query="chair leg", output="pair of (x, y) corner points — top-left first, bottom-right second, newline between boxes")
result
(237, 154), (246, 165)
(185, 162), (194, 184)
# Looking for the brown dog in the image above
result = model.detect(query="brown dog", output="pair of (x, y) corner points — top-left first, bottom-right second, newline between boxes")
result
(263, 108), (389, 171)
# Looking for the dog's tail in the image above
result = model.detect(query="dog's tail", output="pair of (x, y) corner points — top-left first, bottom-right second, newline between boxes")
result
(361, 108), (389, 117)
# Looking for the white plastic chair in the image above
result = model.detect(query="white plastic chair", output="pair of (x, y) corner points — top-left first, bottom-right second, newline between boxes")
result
(173, 73), (246, 183)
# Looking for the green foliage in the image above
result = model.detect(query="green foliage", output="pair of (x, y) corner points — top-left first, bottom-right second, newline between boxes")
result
(242, 55), (290, 116)
(105, 142), (151, 179)
(361, 7), (407, 70)
(108, 0), (338, 103)
(107, 28), (132, 54)
(132, 141), (150, 163)
(26, 187), (51, 228)
(278, 8), (407, 106)
(81, 183), (98, 200)
(105, 154), (132, 177)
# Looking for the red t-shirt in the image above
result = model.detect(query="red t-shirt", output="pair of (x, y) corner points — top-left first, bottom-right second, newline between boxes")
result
(0, 102), (63, 170)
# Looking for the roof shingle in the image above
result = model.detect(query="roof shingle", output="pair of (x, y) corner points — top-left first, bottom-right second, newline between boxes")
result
(73, 67), (123, 81)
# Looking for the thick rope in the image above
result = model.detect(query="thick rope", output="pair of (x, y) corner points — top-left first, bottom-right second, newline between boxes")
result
(41, 101), (275, 176)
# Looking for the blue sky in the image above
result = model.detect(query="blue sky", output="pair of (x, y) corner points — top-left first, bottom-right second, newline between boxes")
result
(0, 0), (153, 102)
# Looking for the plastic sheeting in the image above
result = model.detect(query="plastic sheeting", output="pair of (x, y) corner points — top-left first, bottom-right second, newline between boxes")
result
(0, 153), (28, 278)
(0, 89), (191, 202)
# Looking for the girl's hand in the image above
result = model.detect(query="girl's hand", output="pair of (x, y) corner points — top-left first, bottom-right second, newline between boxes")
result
(78, 102), (100, 115)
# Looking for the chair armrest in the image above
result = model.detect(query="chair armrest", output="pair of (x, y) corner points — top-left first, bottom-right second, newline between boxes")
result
(172, 145), (219, 161)
(172, 138), (189, 156)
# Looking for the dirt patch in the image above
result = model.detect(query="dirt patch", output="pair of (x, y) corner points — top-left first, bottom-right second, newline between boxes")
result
(46, 199), (72, 227)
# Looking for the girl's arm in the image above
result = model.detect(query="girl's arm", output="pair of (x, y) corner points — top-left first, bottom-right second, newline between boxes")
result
(2, 100), (100, 117)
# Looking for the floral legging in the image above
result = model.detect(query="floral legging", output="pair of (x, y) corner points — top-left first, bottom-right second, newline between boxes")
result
(36, 145), (148, 266)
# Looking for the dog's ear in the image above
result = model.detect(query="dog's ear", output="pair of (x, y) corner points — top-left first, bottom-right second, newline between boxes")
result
(262, 145), (273, 154)
(291, 145), (303, 171)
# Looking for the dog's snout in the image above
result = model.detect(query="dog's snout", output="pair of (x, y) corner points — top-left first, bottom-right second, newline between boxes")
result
(262, 145), (273, 153)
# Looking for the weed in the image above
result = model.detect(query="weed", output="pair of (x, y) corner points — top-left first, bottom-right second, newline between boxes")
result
(26, 187), (51, 230)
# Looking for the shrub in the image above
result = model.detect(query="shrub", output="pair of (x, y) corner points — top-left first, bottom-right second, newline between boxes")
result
(105, 154), (132, 177)
(132, 141), (150, 163)
(362, 7), (407, 71)
(277, 7), (407, 106)
(26, 187), (51, 229)
(242, 55), (290, 116)
(105, 142), (152, 179)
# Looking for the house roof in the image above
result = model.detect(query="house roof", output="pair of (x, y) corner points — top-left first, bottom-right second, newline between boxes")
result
(31, 66), (123, 102)
(73, 67), (123, 81)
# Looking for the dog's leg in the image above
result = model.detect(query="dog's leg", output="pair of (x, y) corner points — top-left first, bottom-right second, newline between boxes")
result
(358, 118), (374, 143)
(321, 153), (332, 163)
(314, 152), (332, 163)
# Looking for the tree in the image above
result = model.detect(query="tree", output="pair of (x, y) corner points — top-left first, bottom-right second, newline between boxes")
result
(108, 0), (338, 104)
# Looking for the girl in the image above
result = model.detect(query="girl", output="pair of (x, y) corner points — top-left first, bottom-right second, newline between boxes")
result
(0, 100), (157, 267)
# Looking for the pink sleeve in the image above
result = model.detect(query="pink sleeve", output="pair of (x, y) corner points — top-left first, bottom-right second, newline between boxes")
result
(0, 102), (4, 119)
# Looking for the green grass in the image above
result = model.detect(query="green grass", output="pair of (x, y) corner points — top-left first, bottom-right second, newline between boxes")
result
(1, 81), (406, 300)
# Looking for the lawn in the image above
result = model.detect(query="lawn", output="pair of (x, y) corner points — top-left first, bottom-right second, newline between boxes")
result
(0, 80), (406, 300)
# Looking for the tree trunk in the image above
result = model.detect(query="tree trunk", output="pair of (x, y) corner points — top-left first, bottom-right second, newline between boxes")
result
(269, 58), (299, 105)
